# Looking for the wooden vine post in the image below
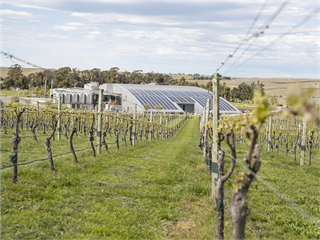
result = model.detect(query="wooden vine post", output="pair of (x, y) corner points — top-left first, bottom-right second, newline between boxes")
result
(11, 107), (26, 183)
(203, 99), (210, 157)
(133, 104), (137, 145)
(97, 89), (103, 154)
(267, 115), (272, 151)
(165, 117), (168, 139)
(308, 131), (314, 166)
(57, 96), (61, 140)
(159, 113), (162, 140)
(36, 101), (40, 134)
(25, 105), (28, 130)
(149, 111), (153, 141)
(211, 72), (219, 198)
(300, 117), (307, 165)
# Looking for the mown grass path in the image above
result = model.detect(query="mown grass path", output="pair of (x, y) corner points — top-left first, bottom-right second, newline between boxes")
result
(1, 117), (213, 239)
(2, 116), (319, 239)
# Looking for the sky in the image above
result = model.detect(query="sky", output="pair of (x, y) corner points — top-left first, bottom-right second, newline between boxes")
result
(0, 0), (319, 78)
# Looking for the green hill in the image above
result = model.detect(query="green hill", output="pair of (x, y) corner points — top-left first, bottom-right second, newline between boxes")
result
(0, 67), (44, 78)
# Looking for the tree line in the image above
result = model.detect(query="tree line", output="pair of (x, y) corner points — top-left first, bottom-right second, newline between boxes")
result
(1, 64), (264, 102)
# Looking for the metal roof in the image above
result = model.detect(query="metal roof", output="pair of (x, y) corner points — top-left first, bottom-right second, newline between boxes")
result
(115, 84), (240, 114)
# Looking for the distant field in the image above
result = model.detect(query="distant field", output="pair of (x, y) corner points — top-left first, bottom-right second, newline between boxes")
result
(0, 67), (43, 78)
(185, 77), (320, 105)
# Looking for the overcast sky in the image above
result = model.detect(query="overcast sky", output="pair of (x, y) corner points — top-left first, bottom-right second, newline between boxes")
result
(1, 0), (319, 78)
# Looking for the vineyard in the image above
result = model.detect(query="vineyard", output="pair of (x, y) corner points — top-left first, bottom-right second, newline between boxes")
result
(1, 89), (320, 239)
(0, 104), (187, 176)
(197, 88), (320, 239)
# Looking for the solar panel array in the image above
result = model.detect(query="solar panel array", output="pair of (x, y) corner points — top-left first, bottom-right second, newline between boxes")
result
(118, 84), (239, 113)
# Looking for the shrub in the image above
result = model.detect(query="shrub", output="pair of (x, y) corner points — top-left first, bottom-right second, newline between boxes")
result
(154, 105), (164, 110)
(45, 100), (53, 109)
(11, 96), (19, 103)
(143, 103), (150, 111)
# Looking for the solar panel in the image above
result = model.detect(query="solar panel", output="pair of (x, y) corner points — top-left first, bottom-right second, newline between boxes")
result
(117, 84), (239, 113)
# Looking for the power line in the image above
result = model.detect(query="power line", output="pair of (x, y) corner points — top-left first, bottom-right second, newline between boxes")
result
(215, 0), (270, 73)
(222, 0), (291, 75)
(223, 6), (320, 75)
(0, 51), (84, 85)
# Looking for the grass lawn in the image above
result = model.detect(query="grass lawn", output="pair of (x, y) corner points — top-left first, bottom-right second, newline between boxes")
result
(0, 89), (26, 97)
(1, 117), (319, 239)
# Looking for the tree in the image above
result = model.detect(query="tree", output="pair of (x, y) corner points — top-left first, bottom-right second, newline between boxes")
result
(30, 72), (44, 88)
(2, 76), (14, 90)
(238, 83), (253, 101)
(145, 72), (154, 83)
(7, 64), (22, 88)
(19, 75), (29, 89)
(154, 73), (165, 84)
(220, 82), (231, 101)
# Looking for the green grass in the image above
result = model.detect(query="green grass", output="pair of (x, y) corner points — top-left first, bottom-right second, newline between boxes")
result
(1, 117), (319, 239)
(0, 89), (26, 97)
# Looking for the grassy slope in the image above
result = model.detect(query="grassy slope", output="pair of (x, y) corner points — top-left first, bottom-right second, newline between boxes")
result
(0, 67), (43, 79)
(185, 77), (319, 105)
(1, 117), (319, 239)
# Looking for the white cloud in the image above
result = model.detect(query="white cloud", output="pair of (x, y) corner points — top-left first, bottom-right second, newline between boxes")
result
(89, 31), (101, 35)
(86, 31), (101, 40)
(54, 25), (78, 31)
(37, 34), (69, 39)
(0, 9), (40, 21)
(67, 22), (84, 26)
(71, 12), (91, 18)
(1, 1), (318, 78)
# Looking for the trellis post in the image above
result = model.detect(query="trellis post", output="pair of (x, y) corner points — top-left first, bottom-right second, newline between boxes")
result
(300, 117), (307, 165)
(57, 96), (61, 140)
(25, 105), (28, 131)
(267, 115), (272, 151)
(36, 101), (40, 134)
(133, 104), (137, 145)
(203, 98), (210, 157)
(149, 111), (153, 141)
(166, 118), (168, 139)
(159, 114), (162, 140)
(97, 89), (103, 154)
(212, 73), (219, 198)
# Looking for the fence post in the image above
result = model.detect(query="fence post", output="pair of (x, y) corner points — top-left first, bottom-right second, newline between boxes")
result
(212, 73), (219, 198)
(97, 89), (103, 154)
(57, 96), (61, 140)
(300, 117), (307, 165)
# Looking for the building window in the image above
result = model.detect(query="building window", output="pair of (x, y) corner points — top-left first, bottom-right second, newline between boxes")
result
(70, 95), (72, 103)
(77, 94), (80, 102)
(84, 95), (87, 104)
